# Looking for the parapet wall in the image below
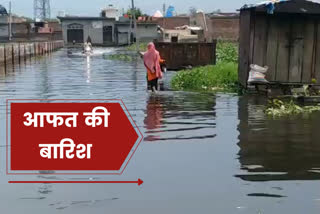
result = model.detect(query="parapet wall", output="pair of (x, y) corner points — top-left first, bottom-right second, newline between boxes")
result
(0, 40), (64, 65)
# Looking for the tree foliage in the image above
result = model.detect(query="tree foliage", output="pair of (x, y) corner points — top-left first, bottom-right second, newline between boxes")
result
(126, 8), (143, 19)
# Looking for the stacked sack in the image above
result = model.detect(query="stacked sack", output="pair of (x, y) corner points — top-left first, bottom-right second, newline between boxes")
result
(247, 64), (269, 84)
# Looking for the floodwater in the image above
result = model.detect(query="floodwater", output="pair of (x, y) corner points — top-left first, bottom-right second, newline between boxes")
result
(0, 48), (320, 213)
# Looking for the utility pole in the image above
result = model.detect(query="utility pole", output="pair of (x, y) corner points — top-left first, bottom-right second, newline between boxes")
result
(128, 15), (132, 45)
(8, 1), (12, 41)
(163, 3), (166, 17)
(131, 0), (139, 52)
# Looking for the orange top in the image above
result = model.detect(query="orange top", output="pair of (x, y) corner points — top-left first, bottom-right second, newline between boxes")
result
(147, 58), (165, 81)
(147, 68), (157, 81)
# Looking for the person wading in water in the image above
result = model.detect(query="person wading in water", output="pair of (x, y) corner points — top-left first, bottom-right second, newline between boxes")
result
(143, 42), (163, 92)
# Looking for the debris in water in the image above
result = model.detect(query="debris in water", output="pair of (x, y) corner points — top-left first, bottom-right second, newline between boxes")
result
(265, 99), (320, 117)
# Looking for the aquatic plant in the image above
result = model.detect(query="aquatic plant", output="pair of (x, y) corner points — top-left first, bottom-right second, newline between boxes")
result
(265, 99), (320, 117)
(216, 41), (238, 63)
(170, 41), (240, 92)
(312, 78), (317, 84)
(105, 54), (134, 62)
(126, 42), (148, 52)
(171, 62), (238, 92)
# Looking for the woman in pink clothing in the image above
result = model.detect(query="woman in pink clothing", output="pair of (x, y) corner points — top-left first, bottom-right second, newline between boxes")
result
(143, 42), (163, 92)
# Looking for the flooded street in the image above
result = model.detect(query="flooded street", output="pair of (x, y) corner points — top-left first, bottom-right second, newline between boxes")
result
(1, 48), (320, 213)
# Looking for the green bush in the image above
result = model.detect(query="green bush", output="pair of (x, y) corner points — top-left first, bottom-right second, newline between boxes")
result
(126, 42), (148, 52)
(105, 54), (133, 61)
(171, 62), (238, 92)
(216, 42), (238, 63)
(170, 41), (239, 92)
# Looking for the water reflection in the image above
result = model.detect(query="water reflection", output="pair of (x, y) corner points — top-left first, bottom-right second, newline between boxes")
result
(144, 95), (164, 141)
(86, 56), (91, 84)
(144, 92), (217, 142)
(236, 95), (320, 181)
(37, 59), (51, 99)
(3, 47), (320, 213)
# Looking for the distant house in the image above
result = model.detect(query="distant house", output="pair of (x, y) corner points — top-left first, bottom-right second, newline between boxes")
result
(0, 15), (27, 24)
(194, 12), (239, 42)
(58, 16), (159, 46)
(159, 25), (202, 43)
(58, 17), (116, 45)
(101, 4), (120, 21)
(116, 21), (159, 45)
(156, 16), (190, 29)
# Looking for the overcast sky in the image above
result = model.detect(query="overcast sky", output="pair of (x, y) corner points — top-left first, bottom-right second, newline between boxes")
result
(8, 0), (261, 18)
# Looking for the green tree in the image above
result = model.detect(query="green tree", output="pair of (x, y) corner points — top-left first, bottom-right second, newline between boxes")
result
(126, 8), (143, 19)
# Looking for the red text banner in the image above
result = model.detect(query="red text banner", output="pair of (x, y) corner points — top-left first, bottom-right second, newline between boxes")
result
(7, 101), (142, 174)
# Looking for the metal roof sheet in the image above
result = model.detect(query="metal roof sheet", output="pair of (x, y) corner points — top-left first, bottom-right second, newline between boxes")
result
(241, 0), (320, 10)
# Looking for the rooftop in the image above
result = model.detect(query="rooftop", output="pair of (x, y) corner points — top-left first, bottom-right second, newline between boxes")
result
(57, 16), (115, 21)
(207, 12), (240, 18)
(240, 0), (320, 14)
(116, 21), (158, 26)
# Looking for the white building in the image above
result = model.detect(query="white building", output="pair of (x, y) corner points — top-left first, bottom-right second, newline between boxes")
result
(58, 16), (159, 46)
(101, 4), (120, 21)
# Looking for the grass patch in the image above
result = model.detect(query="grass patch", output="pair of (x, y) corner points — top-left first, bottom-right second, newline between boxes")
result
(106, 42), (148, 61)
(105, 54), (134, 62)
(126, 42), (148, 52)
(170, 41), (239, 92)
(265, 99), (320, 117)
(171, 62), (238, 92)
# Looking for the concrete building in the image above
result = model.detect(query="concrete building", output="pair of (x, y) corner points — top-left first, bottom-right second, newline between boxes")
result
(58, 17), (116, 45)
(0, 15), (27, 24)
(116, 21), (159, 45)
(0, 21), (62, 42)
(156, 16), (190, 29)
(58, 16), (159, 46)
(159, 26), (202, 43)
(101, 4), (120, 21)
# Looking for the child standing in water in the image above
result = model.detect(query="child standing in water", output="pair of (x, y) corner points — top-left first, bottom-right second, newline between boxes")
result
(143, 42), (163, 92)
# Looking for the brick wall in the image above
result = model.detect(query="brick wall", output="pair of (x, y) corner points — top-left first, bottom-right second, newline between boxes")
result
(48, 22), (62, 32)
(207, 17), (239, 41)
(195, 13), (239, 42)
(156, 17), (190, 29)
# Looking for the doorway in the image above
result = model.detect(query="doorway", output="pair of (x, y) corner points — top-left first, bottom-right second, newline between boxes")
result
(103, 26), (113, 44)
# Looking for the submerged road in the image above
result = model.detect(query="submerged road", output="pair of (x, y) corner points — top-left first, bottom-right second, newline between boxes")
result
(0, 48), (320, 213)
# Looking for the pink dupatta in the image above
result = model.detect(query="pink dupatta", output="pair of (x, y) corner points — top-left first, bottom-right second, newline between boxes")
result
(143, 42), (163, 79)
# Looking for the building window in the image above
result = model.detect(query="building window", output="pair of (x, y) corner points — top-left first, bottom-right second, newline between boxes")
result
(165, 33), (169, 39)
